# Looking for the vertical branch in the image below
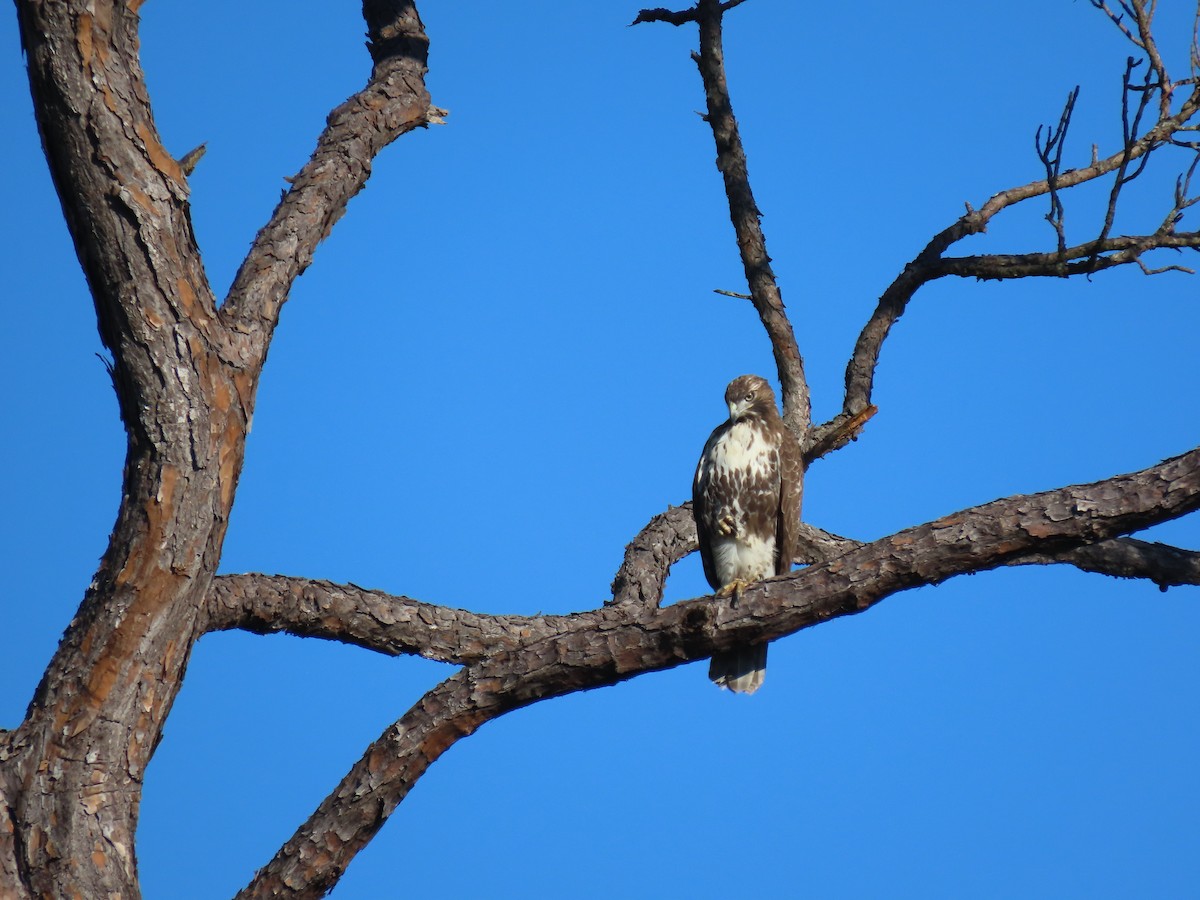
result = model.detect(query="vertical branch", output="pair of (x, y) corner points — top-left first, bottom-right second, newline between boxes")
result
(1192, 3), (1200, 79)
(690, 0), (810, 434)
(1092, 57), (1156, 267)
(1035, 87), (1080, 266)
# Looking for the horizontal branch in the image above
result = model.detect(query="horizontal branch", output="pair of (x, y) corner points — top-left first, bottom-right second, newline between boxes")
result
(212, 507), (1200, 669)
(788, 526), (1200, 588)
(238, 444), (1200, 898)
(204, 575), (568, 664)
(937, 232), (1200, 280)
(1022, 537), (1200, 589)
(629, 0), (747, 26)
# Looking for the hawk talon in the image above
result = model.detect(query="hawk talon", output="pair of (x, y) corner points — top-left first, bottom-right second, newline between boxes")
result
(717, 579), (751, 604)
(715, 515), (737, 537)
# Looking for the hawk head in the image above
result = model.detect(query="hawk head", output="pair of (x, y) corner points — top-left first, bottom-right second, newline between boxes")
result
(724, 374), (777, 423)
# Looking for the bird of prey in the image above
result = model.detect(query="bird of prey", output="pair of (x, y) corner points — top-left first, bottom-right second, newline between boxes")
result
(692, 374), (803, 693)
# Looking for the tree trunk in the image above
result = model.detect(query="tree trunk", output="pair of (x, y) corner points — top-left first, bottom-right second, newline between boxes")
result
(3, 0), (432, 893)
(4, 1), (249, 894)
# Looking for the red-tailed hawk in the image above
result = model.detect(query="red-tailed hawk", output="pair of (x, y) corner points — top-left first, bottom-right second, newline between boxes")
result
(693, 374), (803, 693)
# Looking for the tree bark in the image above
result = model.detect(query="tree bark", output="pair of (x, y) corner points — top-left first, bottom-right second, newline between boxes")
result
(8, 2), (239, 895)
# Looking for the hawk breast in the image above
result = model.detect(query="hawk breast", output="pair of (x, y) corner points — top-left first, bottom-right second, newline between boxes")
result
(694, 418), (781, 589)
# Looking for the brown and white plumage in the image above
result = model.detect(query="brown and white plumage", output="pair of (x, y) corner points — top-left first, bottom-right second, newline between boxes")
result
(693, 375), (803, 694)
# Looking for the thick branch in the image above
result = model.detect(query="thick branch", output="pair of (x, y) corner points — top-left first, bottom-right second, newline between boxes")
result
(219, 1), (434, 356)
(238, 445), (1200, 898)
(204, 574), (567, 664)
(1021, 537), (1200, 588)
(212, 511), (1200, 672)
(787, 525), (1200, 588)
(802, 403), (878, 464)
(608, 504), (698, 607)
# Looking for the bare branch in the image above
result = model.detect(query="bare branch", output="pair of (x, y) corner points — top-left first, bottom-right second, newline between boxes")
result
(631, 5), (700, 25)
(629, 0), (748, 26)
(1091, 0), (1171, 117)
(687, 0), (810, 433)
(833, 62), (1200, 425)
(204, 575), (569, 664)
(1193, 3), (1200, 79)
(609, 504), (698, 607)
(802, 404), (878, 464)
(942, 148), (1200, 282)
(1036, 87), (1080, 260)
(238, 445), (1200, 898)
(937, 231), (1200, 280)
(220, 1), (435, 356)
(792, 525), (1200, 589)
(1090, 0), (1140, 44)
(1022, 538), (1200, 589)
(1133, 0), (1173, 118)
(1091, 56), (1157, 269)
(1172, 151), (1200, 216)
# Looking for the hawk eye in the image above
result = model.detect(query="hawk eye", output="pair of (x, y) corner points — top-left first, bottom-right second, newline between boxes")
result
(745, 392), (755, 402)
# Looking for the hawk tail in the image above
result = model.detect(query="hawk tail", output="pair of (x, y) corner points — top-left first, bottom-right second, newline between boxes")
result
(708, 643), (767, 694)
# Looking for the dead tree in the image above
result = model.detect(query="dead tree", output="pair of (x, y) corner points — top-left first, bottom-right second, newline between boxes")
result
(3, 0), (1199, 896)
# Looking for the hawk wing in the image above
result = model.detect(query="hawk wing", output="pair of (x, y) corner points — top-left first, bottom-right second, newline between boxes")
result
(692, 422), (727, 592)
(774, 423), (804, 577)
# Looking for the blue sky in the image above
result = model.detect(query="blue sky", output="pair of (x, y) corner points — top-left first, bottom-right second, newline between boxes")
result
(3, 2), (1199, 897)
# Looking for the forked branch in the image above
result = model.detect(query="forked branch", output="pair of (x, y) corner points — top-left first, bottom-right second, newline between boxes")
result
(1036, 87), (1080, 260)
(827, 5), (1200, 441)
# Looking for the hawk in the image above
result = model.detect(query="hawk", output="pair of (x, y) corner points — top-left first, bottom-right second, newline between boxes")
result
(693, 374), (803, 694)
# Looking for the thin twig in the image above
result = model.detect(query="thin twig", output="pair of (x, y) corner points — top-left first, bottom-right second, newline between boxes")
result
(1035, 87), (1080, 266)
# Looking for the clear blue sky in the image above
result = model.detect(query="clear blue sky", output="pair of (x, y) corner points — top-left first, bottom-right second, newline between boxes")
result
(3, 2), (1199, 897)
